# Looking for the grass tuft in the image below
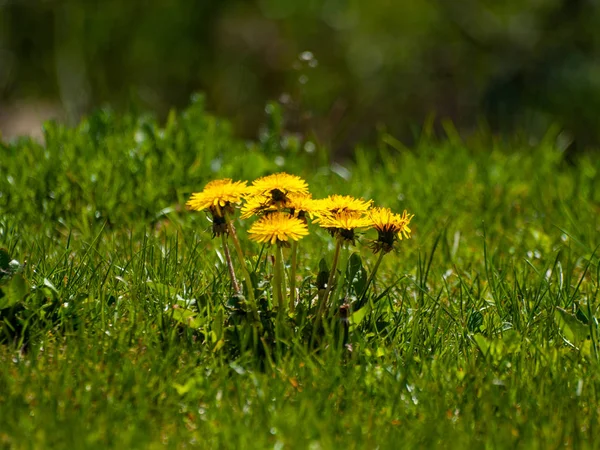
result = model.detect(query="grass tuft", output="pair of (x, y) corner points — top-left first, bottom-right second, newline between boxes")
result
(1, 102), (600, 448)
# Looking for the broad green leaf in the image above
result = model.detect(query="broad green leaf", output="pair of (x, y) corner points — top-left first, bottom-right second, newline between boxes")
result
(350, 305), (369, 329)
(171, 308), (202, 329)
(473, 334), (491, 356)
(346, 252), (367, 296)
(1, 274), (29, 309)
(555, 307), (590, 345)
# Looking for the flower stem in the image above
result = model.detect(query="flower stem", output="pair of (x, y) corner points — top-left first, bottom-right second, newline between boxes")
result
(358, 250), (386, 303)
(319, 237), (342, 315)
(221, 233), (240, 294)
(333, 245), (349, 307)
(225, 216), (260, 326)
(289, 240), (298, 313)
(274, 245), (285, 311)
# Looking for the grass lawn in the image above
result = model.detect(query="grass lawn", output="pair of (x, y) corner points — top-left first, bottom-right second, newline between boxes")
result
(1, 99), (600, 449)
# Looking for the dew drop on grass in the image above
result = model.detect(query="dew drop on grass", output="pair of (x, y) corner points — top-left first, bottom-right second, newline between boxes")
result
(211, 158), (222, 172)
(331, 162), (351, 180)
(576, 379), (583, 396)
(309, 442), (322, 450)
(279, 93), (291, 104)
(299, 51), (314, 61)
(134, 130), (145, 144)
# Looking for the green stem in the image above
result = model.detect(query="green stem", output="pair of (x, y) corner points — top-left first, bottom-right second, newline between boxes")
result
(359, 250), (386, 303)
(319, 237), (342, 315)
(221, 233), (240, 294)
(274, 245), (285, 311)
(225, 216), (260, 326)
(333, 245), (349, 308)
(289, 240), (298, 313)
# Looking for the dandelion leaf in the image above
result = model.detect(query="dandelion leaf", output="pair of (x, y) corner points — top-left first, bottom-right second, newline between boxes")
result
(554, 307), (590, 346)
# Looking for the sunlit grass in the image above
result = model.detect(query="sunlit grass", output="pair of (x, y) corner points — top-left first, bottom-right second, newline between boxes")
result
(1, 100), (600, 448)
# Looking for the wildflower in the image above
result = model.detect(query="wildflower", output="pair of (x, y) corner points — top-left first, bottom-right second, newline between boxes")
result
(314, 195), (372, 217)
(248, 212), (309, 246)
(318, 212), (372, 244)
(240, 195), (278, 219)
(286, 193), (317, 221)
(248, 173), (309, 205)
(187, 179), (248, 217)
(368, 207), (413, 253)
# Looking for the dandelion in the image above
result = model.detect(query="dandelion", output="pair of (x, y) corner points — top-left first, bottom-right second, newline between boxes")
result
(240, 195), (278, 219)
(248, 172), (309, 205)
(358, 207), (414, 305)
(248, 212), (309, 311)
(313, 211), (371, 317)
(187, 178), (249, 237)
(248, 212), (309, 246)
(187, 178), (248, 219)
(286, 193), (317, 221)
(317, 212), (372, 244)
(313, 195), (372, 217)
(368, 207), (413, 254)
(187, 178), (260, 326)
(284, 193), (316, 311)
(243, 192), (315, 311)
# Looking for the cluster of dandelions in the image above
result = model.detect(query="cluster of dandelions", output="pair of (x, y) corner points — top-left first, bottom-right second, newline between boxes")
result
(187, 173), (413, 327)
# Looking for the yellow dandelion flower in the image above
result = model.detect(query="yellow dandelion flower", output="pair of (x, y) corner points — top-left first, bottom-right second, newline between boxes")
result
(186, 179), (249, 217)
(395, 210), (413, 240)
(368, 207), (414, 253)
(248, 212), (309, 246)
(318, 212), (372, 231)
(240, 195), (277, 219)
(286, 193), (317, 220)
(318, 212), (372, 244)
(314, 194), (373, 217)
(248, 172), (309, 202)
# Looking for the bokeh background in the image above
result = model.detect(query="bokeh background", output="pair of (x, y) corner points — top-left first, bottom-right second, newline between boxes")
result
(1, 0), (599, 152)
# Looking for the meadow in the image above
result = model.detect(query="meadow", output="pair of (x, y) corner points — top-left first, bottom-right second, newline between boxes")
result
(1, 98), (600, 449)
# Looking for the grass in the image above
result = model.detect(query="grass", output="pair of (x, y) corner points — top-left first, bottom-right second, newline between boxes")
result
(1, 98), (600, 449)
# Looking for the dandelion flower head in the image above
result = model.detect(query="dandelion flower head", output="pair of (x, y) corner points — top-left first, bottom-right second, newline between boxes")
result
(318, 212), (372, 244)
(187, 179), (249, 217)
(314, 195), (373, 217)
(286, 193), (317, 219)
(248, 172), (309, 202)
(240, 195), (278, 219)
(248, 212), (309, 246)
(368, 207), (414, 253)
(318, 213), (372, 232)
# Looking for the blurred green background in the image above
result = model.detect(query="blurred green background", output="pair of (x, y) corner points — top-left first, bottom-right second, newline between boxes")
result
(1, 0), (599, 151)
